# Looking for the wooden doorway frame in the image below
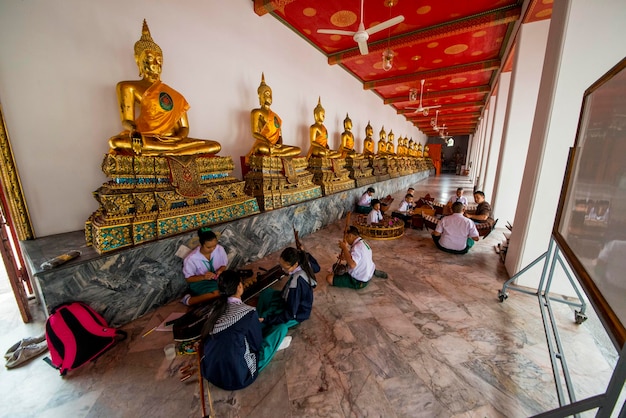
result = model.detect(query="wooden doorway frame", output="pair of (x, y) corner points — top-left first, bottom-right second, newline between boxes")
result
(0, 101), (35, 322)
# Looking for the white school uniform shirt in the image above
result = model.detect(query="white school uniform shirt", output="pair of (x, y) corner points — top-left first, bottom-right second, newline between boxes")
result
(182, 244), (228, 278)
(398, 200), (413, 213)
(435, 213), (479, 251)
(357, 193), (372, 206)
(348, 237), (376, 282)
(447, 195), (468, 206)
(367, 209), (383, 225)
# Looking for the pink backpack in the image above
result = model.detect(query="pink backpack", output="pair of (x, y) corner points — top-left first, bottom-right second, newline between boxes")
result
(44, 302), (126, 376)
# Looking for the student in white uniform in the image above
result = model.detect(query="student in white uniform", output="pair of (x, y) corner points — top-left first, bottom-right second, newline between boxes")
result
(432, 202), (479, 254)
(356, 187), (375, 214)
(367, 199), (383, 226)
(326, 226), (387, 289)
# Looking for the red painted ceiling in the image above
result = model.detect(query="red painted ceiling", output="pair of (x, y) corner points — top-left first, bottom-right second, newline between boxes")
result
(254, 0), (553, 137)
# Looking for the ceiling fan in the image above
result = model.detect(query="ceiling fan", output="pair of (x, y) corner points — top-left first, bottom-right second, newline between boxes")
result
(317, 0), (405, 56)
(407, 79), (442, 116)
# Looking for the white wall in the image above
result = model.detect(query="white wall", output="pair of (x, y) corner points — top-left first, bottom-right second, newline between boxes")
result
(483, 72), (510, 201)
(507, 0), (626, 294)
(0, 0), (425, 237)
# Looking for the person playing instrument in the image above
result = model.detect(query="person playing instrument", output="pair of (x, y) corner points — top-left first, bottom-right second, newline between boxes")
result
(464, 190), (492, 224)
(108, 20), (221, 156)
(181, 227), (228, 306)
(356, 187), (375, 214)
(200, 270), (290, 390)
(367, 199), (383, 226)
(432, 202), (479, 254)
(326, 226), (387, 289)
(256, 247), (317, 335)
(339, 114), (363, 159)
(306, 98), (341, 159)
(406, 187), (415, 198)
(246, 74), (301, 163)
(363, 122), (376, 157)
(444, 187), (468, 215)
(392, 194), (415, 226)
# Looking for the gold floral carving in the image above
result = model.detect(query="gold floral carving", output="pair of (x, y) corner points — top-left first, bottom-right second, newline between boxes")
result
(0, 103), (33, 240)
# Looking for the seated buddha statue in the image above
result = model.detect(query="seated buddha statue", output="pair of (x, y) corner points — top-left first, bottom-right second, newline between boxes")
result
(307, 97), (341, 159)
(246, 73), (301, 163)
(408, 139), (416, 157)
(424, 144), (430, 158)
(377, 127), (389, 156)
(108, 20), (221, 156)
(339, 114), (363, 159)
(417, 143), (424, 158)
(363, 122), (376, 157)
(386, 130), (397, 156)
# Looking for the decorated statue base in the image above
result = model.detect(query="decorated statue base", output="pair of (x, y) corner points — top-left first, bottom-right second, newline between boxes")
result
(85, 153), (259, 254)
(371, 157), (390, 182)
(307, 157), (355, 195)
(244, 155), (322, 211)
(345, 157), (376, 187)
(387, 158), (400, 178)
(398, 157), (412, 176)
(353, 214), (404, 240)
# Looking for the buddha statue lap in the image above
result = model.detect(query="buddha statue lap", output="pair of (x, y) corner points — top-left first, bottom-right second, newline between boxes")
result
(246, 74), (301, 164)
(108, 20), (220, 157)
(307, 97), (341, 159)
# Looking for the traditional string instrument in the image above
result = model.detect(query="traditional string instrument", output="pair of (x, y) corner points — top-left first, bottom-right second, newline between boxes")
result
(332, 212), (351, 275)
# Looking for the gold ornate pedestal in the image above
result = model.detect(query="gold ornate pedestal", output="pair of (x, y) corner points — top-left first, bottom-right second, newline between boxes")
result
(244, 156), (322, 210)
(387, 157), (400, 178)
(307, 157), (355, 195)
(372, 157), (390, 181)
(345, 158), (376, 187)
(85, 154), (260, 253)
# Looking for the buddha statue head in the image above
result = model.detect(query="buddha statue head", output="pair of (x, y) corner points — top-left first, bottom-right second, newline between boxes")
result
(134, 20), (163, 81)
(257, 73), (273, 107)
(314, 97), (325, 123)
(344, 113), (352, 131)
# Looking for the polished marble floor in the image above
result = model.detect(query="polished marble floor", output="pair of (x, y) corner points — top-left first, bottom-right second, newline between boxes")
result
(0, 175), (621, 417)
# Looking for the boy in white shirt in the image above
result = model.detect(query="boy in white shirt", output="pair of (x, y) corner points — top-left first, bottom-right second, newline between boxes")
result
(367, 199), (383, 225)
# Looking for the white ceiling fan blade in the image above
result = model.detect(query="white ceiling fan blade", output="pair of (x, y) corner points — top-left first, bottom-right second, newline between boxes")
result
(317, 29), (357, 36)
(366, 15), (405, 36)
(357, 39), (369, 55)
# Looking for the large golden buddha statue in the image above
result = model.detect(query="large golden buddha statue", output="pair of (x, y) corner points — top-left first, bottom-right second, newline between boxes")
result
(363, 122), (376, 157)
(377, 126), (389, 155)
(108, 20), (221, 156)
(386, 130), (396, 155)
(246, 74), (301, 163)
(417, 143), (424, 158)
(339, 114), (363, 159)
(307, 97), (341, 159)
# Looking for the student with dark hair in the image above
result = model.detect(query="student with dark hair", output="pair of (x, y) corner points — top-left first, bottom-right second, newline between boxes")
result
(181, 227), (228, 306)
(356, 187), (375, 214)
(256, 247), (317, 331)
(465, 190), (492, 223)
(432, 202), (479, 254)
(326, 226), (387, 289)
(367, 199), (383, 225)
(200, 270), (287, 390)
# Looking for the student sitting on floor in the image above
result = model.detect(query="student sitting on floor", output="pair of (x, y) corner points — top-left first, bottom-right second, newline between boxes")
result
(356, 187), (375, 214)
(181, 227), (228, 306)
(326, 226), (387, 289)
(256, 247), (317, 337)
(392, 194), (415, 226)
(200, 270), (290, 391)
(432, 202), (479, 254)
(367, 199), (383, 226)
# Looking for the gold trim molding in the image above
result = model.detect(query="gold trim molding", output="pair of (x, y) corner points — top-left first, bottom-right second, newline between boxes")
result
(0, 101), (34, 240)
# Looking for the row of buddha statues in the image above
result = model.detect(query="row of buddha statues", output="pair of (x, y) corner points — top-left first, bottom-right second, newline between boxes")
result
(85, 20), (433, 254)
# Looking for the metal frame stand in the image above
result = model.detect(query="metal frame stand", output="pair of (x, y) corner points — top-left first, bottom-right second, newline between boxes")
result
(498, 236), (625, 417)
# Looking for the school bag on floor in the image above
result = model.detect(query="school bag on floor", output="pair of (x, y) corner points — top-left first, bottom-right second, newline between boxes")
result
(44, 301), (126, 376)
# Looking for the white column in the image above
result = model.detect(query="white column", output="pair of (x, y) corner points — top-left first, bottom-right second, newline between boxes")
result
(484, 72), (511, 201)
(490, 19), (550, 229)
(478, 93), (497, 193)
(506, 0), (626, 295)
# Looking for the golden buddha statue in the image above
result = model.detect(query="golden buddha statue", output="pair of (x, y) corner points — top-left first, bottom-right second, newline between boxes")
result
(363, 122), (376, 157)
(408, 139), (415, 157)
(417, 143), (424, 158)
(339, 114), (363, 159)
(307, 97), (341, 159)
(247, 73), (301, 163)
(377, 126), (389, 155)
(424, 144), (430, 158)
(108, 20), (221, 156)
(386, 130), (396, 155)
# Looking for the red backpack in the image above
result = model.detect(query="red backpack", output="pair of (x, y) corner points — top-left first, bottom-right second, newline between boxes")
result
(44, 302), (126, 376)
